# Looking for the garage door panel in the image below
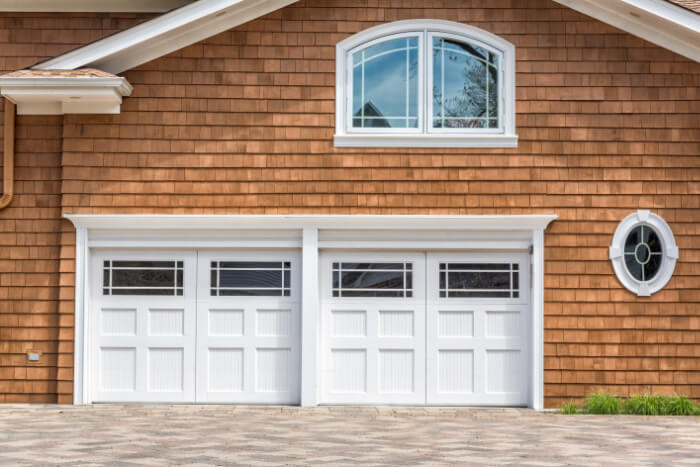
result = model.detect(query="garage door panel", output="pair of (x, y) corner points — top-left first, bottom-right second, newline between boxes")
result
(91, 250), (197, 403)
(196, 250), (301, 404)
(321, 252), (426, 405)
(427, 252), (530, 406)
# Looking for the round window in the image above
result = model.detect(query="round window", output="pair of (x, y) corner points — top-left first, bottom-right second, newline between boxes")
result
(609, 211), (678, 296)
(623, 225), (663, 282)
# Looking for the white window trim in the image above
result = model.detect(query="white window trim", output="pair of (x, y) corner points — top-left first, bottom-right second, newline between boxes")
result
(609, 210), (679, 297)
(334, 19), (517, 148)
(66, 214), (555, 409)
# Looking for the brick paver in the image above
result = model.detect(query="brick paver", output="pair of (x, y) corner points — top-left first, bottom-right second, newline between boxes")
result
(0, 404), (698, 466)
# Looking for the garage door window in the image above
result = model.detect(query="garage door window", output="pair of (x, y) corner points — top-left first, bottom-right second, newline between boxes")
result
(439, 262), (519, 298)
(103, 260), (184, 296)
(210, 261), (291, 296)
(332, 262), (413, 297)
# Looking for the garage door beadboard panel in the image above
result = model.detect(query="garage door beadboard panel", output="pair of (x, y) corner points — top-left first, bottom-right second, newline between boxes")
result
(320, 252), (427, 405)
(195, 250), (301, 404)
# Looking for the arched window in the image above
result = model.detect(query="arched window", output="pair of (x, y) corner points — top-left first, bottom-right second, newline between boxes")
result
(334, 20), (516, 148)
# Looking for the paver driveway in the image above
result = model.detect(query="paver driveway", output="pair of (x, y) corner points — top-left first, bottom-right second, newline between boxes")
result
(0, 404), (698, 466)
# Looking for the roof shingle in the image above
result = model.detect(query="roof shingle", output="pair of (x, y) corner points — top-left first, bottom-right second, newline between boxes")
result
(667, 0), (700, 14)
(0, 68), (117, 79)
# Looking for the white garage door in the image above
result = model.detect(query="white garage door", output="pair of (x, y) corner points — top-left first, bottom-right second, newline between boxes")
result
(90, 249), (300, 404)
(321, 250), (530, 406)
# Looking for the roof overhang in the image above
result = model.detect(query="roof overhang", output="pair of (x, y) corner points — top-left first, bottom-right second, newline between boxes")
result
(33, 0), (299, 74)
(0, 0), (192, 12)
(0, 75), (133, 115)
(554, 0), (700, 62)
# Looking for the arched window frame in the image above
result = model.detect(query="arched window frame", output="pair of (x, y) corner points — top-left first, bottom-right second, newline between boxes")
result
(334, 19), (517, 148)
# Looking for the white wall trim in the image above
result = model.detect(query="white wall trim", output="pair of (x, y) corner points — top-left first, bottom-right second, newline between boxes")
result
(73, 227), (88, 404)
(531, 228), (545, 411)
(300, 228), (319, 406)
(65, 214), (557, 231)
(0, 0), (192, 12)
(65, 213), (557, 407)
(554, 0), (700, 63)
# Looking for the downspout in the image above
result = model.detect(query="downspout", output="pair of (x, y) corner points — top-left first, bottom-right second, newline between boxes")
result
(0, 99), (15, 210)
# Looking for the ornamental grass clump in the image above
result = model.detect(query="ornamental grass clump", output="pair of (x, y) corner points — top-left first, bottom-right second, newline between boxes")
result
(624, 393), (665, 415)
(583, 391), (622, 415)
(659, 395), (696, 416)
(559, 400), (578, 414)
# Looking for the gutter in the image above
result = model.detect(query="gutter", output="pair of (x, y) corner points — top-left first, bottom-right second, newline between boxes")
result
(0, 99), (15, 210)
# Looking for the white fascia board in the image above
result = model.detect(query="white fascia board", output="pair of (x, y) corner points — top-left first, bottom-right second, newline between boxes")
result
(33, 0), (298, 74)
(0, 0), (192, 12)
(65, 214), (558, 231)
(0, 77), (133, 115)
(554, 0), (700, 63)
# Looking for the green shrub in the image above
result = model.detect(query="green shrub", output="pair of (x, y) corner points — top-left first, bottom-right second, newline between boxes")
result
(559, 400), (578, 414)
(624, 393), (665, 415)
(659, 395), (696, 416)
(583, 391), (622, 414)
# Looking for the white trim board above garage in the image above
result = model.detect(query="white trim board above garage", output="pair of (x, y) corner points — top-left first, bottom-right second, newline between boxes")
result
(31, 0), (700, 75)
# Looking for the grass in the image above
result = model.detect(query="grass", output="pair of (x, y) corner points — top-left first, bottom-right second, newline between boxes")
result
(559, 400), (578, 414)
(560, 391), (700, 416)
(624, 393), (665, 415)
(584, 391), (622, 415)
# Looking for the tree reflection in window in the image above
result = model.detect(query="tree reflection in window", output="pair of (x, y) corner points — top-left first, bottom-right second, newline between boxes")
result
(432, 37), (499, 129)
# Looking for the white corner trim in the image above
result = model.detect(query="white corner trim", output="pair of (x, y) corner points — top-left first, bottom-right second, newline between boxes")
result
(300, 227), (319, 406)
(554, 0), (700, 63)
(531, 228), (545, 411)
(0, 0), (192, 12)
(0, 76), (133, 115)
(73, 227), (88, 404)
(609, 210), (678, 297)
(334, 19), (517, 149)
(33, 0), (298, 74)
(334, 133), (518, 148)
(65, 214), (558, 231)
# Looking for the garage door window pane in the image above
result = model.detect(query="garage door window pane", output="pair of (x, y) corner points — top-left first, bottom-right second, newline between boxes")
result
(439, 263), (519, 298)
(211, 261), (291, 296)
(103, 260), (184, 296)
(332, 262), (412, 297)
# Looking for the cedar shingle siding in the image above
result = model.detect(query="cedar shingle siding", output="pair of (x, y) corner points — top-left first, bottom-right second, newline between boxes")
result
(2, 1), (699, 407)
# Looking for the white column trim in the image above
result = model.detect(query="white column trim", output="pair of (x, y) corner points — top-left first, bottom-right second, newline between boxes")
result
(300, 227), (319, 406)
(531, 228), (545, 410)
(72, 227), (88, 404)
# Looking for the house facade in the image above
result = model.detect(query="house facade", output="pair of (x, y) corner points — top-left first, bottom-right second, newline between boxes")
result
(0, 0), (698, 408)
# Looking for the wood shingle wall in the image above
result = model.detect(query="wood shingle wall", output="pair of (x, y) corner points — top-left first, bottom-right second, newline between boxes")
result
(0, 13), (151, 403)
(3, 1), (700, 407)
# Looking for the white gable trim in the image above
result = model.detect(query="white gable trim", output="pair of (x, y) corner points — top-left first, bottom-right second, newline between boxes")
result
(33, 0), (298, 74)
(32, 0), (700, 76)
(0, 0), (192, 12)
(554, 0), (700, 62)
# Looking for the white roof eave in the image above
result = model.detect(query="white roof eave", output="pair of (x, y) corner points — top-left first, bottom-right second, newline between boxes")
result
(554, 0), (700, 62)
(33, 0), (299, 74)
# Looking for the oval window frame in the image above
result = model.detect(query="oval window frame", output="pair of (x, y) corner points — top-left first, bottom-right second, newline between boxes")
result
(609, 210), (679, 296)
